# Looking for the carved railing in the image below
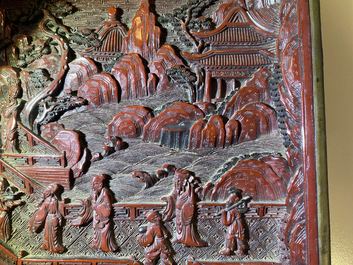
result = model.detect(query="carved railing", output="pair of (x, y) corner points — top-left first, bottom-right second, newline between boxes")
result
(65, 201), (287, 221)
(0, 158), (43, 195)
(17, 123), (63, 156)
(0, 154), (65, 167)
(0, 123), (72, 191)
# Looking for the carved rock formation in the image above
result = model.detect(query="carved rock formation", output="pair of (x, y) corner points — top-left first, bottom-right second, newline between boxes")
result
(189, 115), (227, 149)
(122, 0), (160, 61)
(41, 122), (89, 180)
(120, 0), (183, 96)
(223, 68), (272, 118)
(188, 102), (276, 149)
(131, 164), (175, 189)
(111, 53), (148, 100)
(143, 102), (205, 144)
(209, 155), (289, 201)
(149, 45), (184, 93)
(108, 106), (153, 139)
(77, 73), (119, 107)
(91, 136), (127, 162)
(131, 171), (160, 189)
(231, 102), (277, 143)
(225, 119), (241, 146)
(63, 57), (98, 94)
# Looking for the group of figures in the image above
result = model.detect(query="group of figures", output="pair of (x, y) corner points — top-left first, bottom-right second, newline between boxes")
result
(24, 167), (250, 264)
(0, 0), (315, 263)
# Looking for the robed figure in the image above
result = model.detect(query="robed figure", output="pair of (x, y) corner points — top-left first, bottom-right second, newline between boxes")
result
(163, 168), (207, 247)
(72, 174), (118, 252)
(29, 183), (65, 253)
(0, 69), (22, 153)
(0, 177), (23, 242)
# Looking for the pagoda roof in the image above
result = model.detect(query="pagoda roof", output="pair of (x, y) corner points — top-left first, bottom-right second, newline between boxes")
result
(183, 48), (274, 68)
(191, 7), (275, 42)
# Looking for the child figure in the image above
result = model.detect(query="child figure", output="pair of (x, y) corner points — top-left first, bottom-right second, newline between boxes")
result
(137, 210), (174, 265)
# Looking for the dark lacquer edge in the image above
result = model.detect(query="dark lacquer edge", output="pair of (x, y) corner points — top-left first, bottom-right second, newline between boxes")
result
(309, 0), (331, 264)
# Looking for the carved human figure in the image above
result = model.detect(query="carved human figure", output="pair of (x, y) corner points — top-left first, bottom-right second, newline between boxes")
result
(29, 183), (65, 253)
(72, 174), (118, 252)
(219, 188), (249, 256)
(0, 177), (23, 242)
(163, 168), (207, 247)
(138, 210), (174, 265)
(0, 74), (22, 153)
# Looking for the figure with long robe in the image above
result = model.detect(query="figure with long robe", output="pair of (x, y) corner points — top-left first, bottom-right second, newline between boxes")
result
(137, 210), (174, 265)
(163, 168), (207, 247)
(29, 183), (65, 253)
(0, 68), (22, 152)
(0, 177), (23, 242)
(72, 174), (118, 252)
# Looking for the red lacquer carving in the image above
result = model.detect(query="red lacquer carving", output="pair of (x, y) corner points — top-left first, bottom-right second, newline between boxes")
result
(121, 0), (183, 95)
(143, 102), (205, 143)
(137, 210), (174, 265)
(223, 68), (271, 118)
(77, 73), (119, 107)
(0, 67), (22, 153)
(231, 102), (277, 143)
(209, 155), (289, 201)
(82, 6), (127, 64)
(111, 53), (149, 100)
(42, 122), (89, 180)
(218, 189), (250, 257)
(163, 168), (207, 247)
(0, 178), (23, 242)
(29, 183), (65, 253)
(72, 174), (118, 253)
(183, 5), (275, 103)
(108, 106), (153, 139)
(0, 0), (323, 264)
(63, 57), (98, 95)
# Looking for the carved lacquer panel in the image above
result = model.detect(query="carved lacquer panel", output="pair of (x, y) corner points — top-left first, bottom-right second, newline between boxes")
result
(0, 0), (327, 264)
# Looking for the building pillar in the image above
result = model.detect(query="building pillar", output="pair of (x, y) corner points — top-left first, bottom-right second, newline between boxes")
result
(204, 71), (212, 103)
(216, 78), (223, 101)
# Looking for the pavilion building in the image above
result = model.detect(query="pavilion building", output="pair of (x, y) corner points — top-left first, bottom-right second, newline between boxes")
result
(183, 7), (276, 103)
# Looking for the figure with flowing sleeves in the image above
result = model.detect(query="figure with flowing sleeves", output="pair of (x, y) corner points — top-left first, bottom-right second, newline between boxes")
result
(163, 168), (207, 247)
(72, 174), (118, 252)
(29, 183), (65, 253)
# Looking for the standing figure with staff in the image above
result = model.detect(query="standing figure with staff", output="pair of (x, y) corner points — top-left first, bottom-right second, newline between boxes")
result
(218, 188), (251, 256)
